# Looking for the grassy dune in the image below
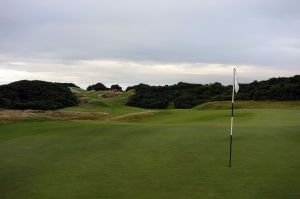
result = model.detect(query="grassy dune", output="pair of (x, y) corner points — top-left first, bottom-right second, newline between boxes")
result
(64, 89), (144, 115)
(0, 91), (300, 198)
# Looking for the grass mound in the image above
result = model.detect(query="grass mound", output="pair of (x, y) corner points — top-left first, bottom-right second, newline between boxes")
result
(112, 111), (155, 121)
(195, 100), (300, 110)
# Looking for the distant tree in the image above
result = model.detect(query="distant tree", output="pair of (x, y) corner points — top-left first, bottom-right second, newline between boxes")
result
(87, 83), (108, 91)
(111, 84), (122, 91)
(126, 83), (149, 91)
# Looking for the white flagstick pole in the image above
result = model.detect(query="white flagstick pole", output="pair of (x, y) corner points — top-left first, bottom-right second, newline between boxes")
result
(229, 68), (235, 167)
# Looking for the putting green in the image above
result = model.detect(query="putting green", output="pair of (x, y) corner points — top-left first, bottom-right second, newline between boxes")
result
(0, 102), (300, 198)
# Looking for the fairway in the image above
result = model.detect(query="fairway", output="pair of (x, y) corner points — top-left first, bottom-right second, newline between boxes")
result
(1, 102), (300, 199)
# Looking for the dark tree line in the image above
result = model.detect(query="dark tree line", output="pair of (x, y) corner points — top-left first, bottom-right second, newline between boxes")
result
(126, 75), (300, 109)
(126, 82), (230, 109)
(236, 75), (300, 101)
(0, 80), (78, 110)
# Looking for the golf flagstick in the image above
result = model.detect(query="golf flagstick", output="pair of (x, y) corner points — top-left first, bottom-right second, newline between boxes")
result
(229, 68), (239, 167)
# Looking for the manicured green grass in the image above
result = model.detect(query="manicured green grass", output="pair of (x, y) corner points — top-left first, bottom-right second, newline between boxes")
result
(0, 95), (300, 199)
(195, 100), (300, 110)
(1, 101), (300, 198)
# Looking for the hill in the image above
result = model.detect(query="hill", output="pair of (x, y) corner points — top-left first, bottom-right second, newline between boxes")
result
(63, 87), (300, 123)
(0, 80), (77, 110)
(64, 88), (144, 116)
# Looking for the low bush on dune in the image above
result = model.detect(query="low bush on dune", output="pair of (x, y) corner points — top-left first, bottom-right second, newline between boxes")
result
(0, 80), (78, 110)
(126, 82), (229, 109)
(127, 75), (300, 109)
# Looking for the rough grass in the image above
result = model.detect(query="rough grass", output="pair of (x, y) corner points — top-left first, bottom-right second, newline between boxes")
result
(0, 110), (108, 122)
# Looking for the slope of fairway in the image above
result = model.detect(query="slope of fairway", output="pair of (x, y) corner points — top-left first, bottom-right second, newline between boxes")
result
(1, 102), (300, 199)
(195, 100), (300, 110)
(135, 108), (300, 126)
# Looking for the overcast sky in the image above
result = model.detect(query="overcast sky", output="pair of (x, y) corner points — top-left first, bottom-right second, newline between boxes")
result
(0, 0), (299, 88)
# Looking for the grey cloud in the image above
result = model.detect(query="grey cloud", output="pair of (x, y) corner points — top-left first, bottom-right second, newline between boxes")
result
(0, 0), (299, 85)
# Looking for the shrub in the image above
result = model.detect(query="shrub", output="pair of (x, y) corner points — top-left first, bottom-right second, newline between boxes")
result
(111, 84), (122, 91)
(127, 75), (300, 109)
(0, 80), (78, 110)
(87, 83), (108, 91)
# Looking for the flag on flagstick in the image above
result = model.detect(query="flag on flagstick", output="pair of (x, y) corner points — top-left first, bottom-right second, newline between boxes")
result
(229, 68), (239, 167)
(234, 69), (239, 93)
